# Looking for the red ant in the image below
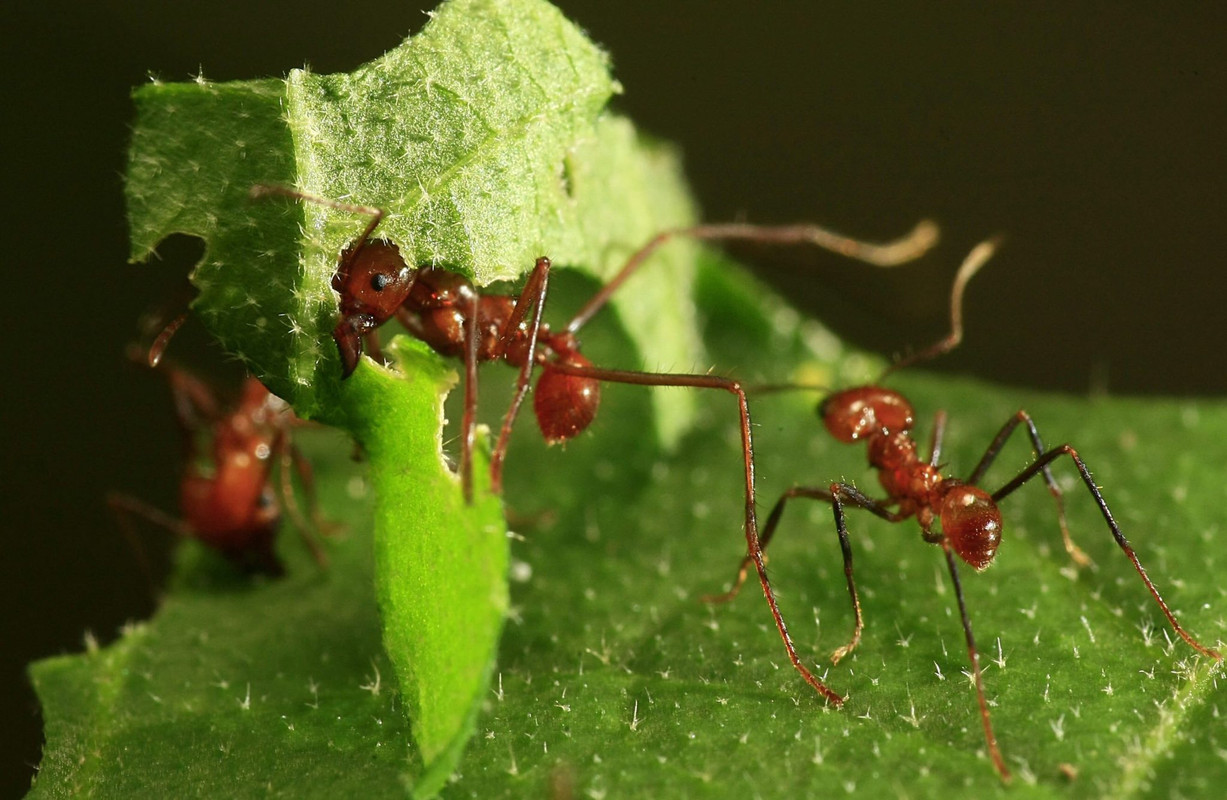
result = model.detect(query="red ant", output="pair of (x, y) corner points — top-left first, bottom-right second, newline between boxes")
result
(704, 238), (1224, 781)
(250, 184), (939, 507)
(109, 315), (330, 577)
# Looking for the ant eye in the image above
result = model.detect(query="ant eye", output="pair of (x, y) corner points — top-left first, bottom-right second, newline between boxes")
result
(370, 273), (391, 292)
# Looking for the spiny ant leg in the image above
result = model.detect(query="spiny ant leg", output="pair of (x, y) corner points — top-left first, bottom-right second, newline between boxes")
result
(993, 445), (1222, 660)
(286, 440), (343, 536)
(969, 410), (1091, 567)
(548, 360), (845, 706)
(491, 257), (553, 494)
(705, 488), (803, 602)
(940, 543), (1011, 781)
(825, 483), (901, 663)
(566, 219), (940, 335)
(700, 486), (837, 605)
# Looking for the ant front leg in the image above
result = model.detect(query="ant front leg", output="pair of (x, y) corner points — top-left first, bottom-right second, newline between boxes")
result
(992, 444), (1223, 661)
(967, 410), (1093, 568)
(490, 257), (553, 495)
(458, 286), (482, 504)
(546, 360), (845, 706)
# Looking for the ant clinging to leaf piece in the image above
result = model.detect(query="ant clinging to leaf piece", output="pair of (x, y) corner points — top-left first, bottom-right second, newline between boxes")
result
(703, 237), (1223, 781)
(109, 314), (333, 578)
(251, 183), (939, 506)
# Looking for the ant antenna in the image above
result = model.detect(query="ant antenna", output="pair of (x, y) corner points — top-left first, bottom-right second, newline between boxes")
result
(566, 219), (940, 336)
(147, 313), (189, 368)
(880, 236), (1002, 379)
(249, 184), (386, 273)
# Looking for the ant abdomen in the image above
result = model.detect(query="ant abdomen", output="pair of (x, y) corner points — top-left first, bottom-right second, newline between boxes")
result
(939, 483), (1003, 571)
(534, 353), (600, 444)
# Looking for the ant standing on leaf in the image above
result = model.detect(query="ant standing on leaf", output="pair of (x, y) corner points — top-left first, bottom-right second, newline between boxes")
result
(108, 314), (332, 577)
(703, 238), (1223, 781)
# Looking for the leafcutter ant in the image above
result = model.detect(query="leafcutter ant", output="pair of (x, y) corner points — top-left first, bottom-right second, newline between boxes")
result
(251, 184), (938, 510)
(704, 238), (1223, 781)
(109, 315), (331, 577)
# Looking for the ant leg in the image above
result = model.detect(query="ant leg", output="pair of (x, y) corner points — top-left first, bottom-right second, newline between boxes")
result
(163, 367), (223, 446)
(490, 257), (553, 494)
(993, 445), (1222, 660)
(968, 411), (1092, 568)
(940, 542), (1011, 781)
(566, 219), (940, 335)
(286, 441), (342, 535)
(826, 482), (906, 663)
(700, 486), (834, 604)
(548, 360), (845, 706)
(274, 434), (329, 567)
(106, 492), (193, 593)
(702, 483), (899, 665)
(458, 288), (481, 504)
(880, 237), (1001, 378)
(147, 313), (188, 368)
(928, 410), (948, 466)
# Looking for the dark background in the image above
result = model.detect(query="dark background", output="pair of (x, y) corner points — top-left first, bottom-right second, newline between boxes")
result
(3, 2), (1225, 794)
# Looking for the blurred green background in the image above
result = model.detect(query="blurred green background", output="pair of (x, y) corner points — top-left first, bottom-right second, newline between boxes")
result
(3, 2), (1225, 794)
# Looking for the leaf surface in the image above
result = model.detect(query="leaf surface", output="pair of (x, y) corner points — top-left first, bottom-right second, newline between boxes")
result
(33, 0), (1226, 796)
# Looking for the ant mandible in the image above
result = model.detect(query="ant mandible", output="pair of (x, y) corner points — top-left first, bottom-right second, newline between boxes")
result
(251, 184), (939, 507)
(705, 239), (1223, 781)
(109, 315), (331, 577)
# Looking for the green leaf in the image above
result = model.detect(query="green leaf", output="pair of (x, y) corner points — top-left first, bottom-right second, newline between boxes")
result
(34, 0), (1224, 795)
(435, 258), (1227, 797)
(34, 250), (1226, 796)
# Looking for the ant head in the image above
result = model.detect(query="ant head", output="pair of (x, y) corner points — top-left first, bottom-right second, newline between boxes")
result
(820, 387), (914, 443)
(333, 239), (416, 318)
(939, 484), (1003, 571)
(331, 240), (415, 376)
